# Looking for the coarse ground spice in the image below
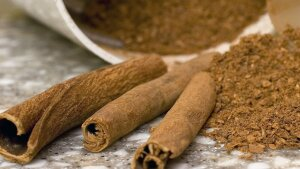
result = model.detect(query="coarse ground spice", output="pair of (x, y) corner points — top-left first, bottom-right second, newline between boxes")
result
(82, 0), (266, 55)
(207, 28), (300, 156)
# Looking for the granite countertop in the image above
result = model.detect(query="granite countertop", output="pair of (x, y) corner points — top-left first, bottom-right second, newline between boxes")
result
(0, 2), (299, 169)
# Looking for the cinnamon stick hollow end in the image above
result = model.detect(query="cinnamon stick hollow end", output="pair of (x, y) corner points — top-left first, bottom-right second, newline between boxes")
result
(132, 72), (216, 169)
(0, 55), (167, 164)
(82, 120), (110, 152)
(0, 116), (30, 159)
(132, 143), (170, 169)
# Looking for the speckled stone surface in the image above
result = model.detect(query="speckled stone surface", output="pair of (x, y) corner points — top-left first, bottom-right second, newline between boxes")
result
(0, 2), (299, 169)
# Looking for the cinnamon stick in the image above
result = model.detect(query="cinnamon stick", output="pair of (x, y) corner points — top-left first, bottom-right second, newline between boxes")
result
(82, 53), (216, 152)
(0, 56), (166, 164)
(132, 72), (216, 169)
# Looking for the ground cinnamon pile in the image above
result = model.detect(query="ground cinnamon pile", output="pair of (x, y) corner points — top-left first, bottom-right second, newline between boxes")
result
(207, 28), (300, 155)
(82, 0), (266, 54)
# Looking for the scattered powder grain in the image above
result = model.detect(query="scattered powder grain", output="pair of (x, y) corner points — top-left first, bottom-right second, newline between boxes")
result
(82, 0), (266, 54)
(207, 28), (300, 155)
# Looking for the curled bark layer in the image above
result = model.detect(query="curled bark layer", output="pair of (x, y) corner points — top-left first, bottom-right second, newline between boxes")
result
(82, 53), (216, 153)
(0, 56), (167, 164)
(132, 72), (216, 169)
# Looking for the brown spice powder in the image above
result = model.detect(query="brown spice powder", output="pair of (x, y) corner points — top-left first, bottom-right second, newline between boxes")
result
(207, 28), (300, 155)
(82, 0), (266, 55)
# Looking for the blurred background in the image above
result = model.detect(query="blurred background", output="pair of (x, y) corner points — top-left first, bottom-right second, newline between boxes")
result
(0, 0), (106, 108)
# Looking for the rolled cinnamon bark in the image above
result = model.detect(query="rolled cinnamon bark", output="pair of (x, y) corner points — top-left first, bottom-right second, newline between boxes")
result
(132, 72), (216, 169)
(0, 56), (167, 164)
(82, 53), (216, 152)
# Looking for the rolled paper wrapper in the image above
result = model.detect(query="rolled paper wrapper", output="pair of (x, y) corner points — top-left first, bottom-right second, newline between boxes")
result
(82, 52), (217, 153)
(132, 72), (216, 169)
(0, 56), (167, 164)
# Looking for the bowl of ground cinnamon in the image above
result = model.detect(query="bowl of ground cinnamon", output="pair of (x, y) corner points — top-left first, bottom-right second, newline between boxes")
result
(12, 0), (266, 63)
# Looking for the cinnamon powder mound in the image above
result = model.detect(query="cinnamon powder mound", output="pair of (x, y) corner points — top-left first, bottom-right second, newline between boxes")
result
(82, 0), (266, 55)
(207, 28), (300, 154)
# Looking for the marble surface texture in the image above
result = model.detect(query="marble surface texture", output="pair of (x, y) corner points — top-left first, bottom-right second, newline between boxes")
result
(0, 2), (299, 169)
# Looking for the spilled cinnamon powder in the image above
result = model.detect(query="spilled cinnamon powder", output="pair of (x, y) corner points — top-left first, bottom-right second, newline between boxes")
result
(82, 0), (266, 55)
(207, 28), (300, 155)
